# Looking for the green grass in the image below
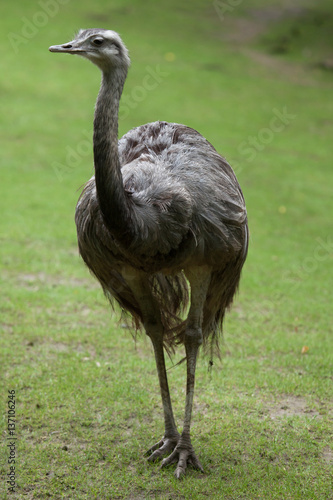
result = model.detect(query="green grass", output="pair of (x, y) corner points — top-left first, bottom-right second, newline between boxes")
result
(1, 0), (333, 498)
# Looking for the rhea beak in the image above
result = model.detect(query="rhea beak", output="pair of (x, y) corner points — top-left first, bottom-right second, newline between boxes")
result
(49, 42), (84, 54)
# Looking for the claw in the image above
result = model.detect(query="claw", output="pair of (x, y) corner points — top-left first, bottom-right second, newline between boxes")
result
(175, 466), (186, 479)
(174, 450), (188, 478)
(145, 438), (164, 456)
(146, 435), (179, 462)
(188, 453), (204, 473)
(161, 445), (204, 478)
(160, 449), (178, 468)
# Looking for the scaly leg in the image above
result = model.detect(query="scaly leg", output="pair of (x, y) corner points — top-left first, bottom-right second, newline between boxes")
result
(146, 334), (180, 460)
(161, 266), (211, 478)
(122, 268), (180, 460)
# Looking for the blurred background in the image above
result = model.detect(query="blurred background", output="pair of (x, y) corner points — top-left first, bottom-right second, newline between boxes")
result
(1, 0), (332, 497)
(1, 0), (332, 335)
(0, 0), (333, 294)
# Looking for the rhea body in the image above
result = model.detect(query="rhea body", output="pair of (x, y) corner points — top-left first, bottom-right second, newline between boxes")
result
(49, 29), (248, 478)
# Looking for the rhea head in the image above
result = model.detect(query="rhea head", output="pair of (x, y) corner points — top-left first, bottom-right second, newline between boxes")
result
(49, 29), (130, 73)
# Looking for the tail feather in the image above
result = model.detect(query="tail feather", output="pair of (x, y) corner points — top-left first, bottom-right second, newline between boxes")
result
(102, 225), (248, 359)
(102, 270), (189, 355)
(201, 225), (249, 357)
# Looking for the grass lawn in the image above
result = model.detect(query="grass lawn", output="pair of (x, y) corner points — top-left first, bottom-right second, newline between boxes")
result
(1, 0), (333, 498)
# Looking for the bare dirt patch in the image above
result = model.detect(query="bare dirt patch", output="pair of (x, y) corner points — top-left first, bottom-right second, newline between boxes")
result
(214, 5), (333, 86)
(16, 271), (96, 290)
(219, 6), (308, 44)
(267, 395), (321, 419)
(322, 445), (333, 464)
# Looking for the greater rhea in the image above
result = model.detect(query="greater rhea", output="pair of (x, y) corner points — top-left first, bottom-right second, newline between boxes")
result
(49, 29), (248, 478)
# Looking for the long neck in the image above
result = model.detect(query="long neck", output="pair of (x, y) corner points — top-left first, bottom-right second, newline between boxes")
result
(93, 68), (132, 245)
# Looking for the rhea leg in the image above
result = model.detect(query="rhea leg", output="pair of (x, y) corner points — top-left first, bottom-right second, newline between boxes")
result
(161, 266), (211, 478)
(122, 268), (180, 459)
(146, 334), (180, 460)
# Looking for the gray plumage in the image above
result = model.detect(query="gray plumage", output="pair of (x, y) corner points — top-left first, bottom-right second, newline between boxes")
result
(50, 29), (248, 478)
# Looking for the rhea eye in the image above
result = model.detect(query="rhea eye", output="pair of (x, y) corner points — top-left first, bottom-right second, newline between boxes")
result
(92, 38), (104, 46)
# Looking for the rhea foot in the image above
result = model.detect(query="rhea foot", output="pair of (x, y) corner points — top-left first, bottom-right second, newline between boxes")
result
(161, 437), (204, 479)
(146, 433), (180, 462)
